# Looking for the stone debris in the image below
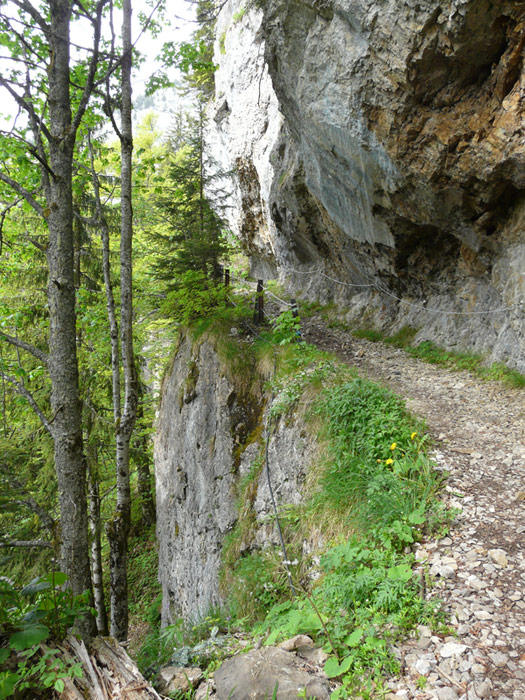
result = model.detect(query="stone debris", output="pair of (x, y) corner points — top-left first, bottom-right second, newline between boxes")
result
(214, 647), (331, 700)
(157, 666), (203, 695)
(302, 319), (525, 700)
(440, 643), (467, 658)
(278, 634), (314, 651)
(488, 549), (509, 568)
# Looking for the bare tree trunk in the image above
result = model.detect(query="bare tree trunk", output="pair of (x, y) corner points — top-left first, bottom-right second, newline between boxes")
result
(108, 0), (138, 641)
(88, 474), (109, 635)
(87, 132), (121, 426)
(85, 403), (109, 636)
(46, 0), (95, 640)
(134, 391), (155, 529)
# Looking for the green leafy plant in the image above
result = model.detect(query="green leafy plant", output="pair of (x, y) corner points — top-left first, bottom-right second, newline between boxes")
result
(136, 620), (185, 679)
(258, 537), (443, 697)
(0, 573), (88, 697)
(162, 272), (229, 326)
(270, 309), (302, 346)
(312, 378), (445, 544)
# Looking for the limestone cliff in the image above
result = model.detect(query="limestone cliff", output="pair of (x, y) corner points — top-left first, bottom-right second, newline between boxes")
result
(155, 332), (317, 624)
(206, 0), (525, 370)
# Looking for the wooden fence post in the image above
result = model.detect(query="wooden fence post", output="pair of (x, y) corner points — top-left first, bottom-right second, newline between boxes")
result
(254, 279), (264, 324)
(290, 298), (301, 338)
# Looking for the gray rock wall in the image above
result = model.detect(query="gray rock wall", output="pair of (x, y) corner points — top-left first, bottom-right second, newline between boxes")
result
(206, 0), (525, 370)
(155, 333), (318, 624)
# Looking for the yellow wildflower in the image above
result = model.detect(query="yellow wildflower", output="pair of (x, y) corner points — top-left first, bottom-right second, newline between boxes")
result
(390, 442), (397, 451)
(411, 432), (418, 440)
(385, 458), (394, 465)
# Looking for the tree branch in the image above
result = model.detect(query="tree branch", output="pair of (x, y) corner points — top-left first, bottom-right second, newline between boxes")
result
(0, 372), (53, 436)
(10, 0), (50, 35)
(0, 331), (48, 366)
(0, 171), (45, 217)
(71, 0), (107, 137)
(0, 539), (52, 548)
(0, 199), (22, 254)
(0, 466), (56, 532)
(0, 75), (53, 145)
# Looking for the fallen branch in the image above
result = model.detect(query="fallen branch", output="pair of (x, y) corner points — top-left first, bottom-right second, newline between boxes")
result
(57, 634), (163, 700)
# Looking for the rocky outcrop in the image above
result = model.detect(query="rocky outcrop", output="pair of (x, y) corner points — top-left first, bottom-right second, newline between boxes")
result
(155, 332), (318, 623)
(214, 646), (331, 700)
(206, 0), (525, 369)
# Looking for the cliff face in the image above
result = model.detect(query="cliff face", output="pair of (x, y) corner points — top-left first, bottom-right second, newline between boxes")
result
(207, 0), (525, 369)
(155, 333), (317, 623)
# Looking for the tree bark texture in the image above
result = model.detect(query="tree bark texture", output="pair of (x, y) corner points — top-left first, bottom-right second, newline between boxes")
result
(45, 0), (95, 638)
(135, 391), (156, 529)
(108, 0), (138, 641)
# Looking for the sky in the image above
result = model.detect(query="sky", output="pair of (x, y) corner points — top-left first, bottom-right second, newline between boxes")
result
(131, 0), (196, 129)
(132, 0), (195, 93)
(0, 0), (196, 132)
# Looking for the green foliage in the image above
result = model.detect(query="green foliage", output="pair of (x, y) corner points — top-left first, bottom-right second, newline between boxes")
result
(270, 310), (303, 346)
(149, 1), (217, 99)
(225, 551), (290, 622)
(128, 525), (161, 624)
(136, 620), (185, 678)
(161, 272), (229, 326)
(146, 106), (231, 295)
(313, 378), (443, 541)
(0, 573), (88, 697)
(269, 356), (338, 419)
(351, 328), (384, 342)
(479, 362), (525, 388)
(210, 329), (452, 696)
(137, 609), (238, 680)
(258, 537), (443, 697)
(406, 341), (525, 387)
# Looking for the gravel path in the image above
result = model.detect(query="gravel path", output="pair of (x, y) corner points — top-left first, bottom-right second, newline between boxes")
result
(302, 317), (525, 700)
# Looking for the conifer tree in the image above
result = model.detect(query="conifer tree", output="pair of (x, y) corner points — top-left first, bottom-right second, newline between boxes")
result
(148, 104), (230, 291)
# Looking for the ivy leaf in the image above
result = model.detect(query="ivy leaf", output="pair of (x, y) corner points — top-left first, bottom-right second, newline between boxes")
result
(386, 564), (412, 582)
(9, 624), (49, 650)
(0, 672), (19, 700)
(324, 655), (352, 678)
(344, 628), (363, 647)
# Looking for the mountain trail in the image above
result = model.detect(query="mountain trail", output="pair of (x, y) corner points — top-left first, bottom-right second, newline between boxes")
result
(301, 315), (525, 700)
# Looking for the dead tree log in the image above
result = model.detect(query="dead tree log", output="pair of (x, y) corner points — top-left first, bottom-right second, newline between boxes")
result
(56, 635), (163, 700)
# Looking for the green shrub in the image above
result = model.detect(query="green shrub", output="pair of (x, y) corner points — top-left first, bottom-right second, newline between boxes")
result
(258, 537), (443, 696)
(313, 377), (442, 541)
(226, 550), (290, 622)
(0, 573), (88, 697)
(162, 271), (228, 326)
